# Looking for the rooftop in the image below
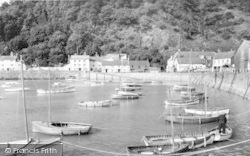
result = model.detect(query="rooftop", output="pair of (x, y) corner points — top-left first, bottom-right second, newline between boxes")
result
(70, 54), (90, 60)
(102, 61), (129, 66)
(176, 58), (205, 64)
(214, 51), (235, 59)
(0, 55), (17, 61)
(129, 60), (149, 66)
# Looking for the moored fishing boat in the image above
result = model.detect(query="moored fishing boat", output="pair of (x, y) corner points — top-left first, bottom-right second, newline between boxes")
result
(121, 86), (141, 91)
(180, 92), (205, 100)
(111, 94), (139, 99)
(32, 121), (92, 135)
(164, 114), (220, 124)
(122, 82), (142, 87)
(1, 81), (19, 88)
(78, 100), (111, 107)
(184, 107), (229, 116)
(173, 84), (193, 91)
(37, 86), (75, 94)
(165, 98), (199, 107)
(142, 133), (215, 149)
(127, 143), (189, 155)
(4, 87), (30, 92)
(90, 82), (104, 87)
(117, 90), (143, 96)
(208, 126), (233, 142)
(117, 90), (139, 96)
(52, 81), (67, 87)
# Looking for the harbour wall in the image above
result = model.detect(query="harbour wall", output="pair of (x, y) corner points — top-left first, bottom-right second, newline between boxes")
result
(190, 72), (250, 100)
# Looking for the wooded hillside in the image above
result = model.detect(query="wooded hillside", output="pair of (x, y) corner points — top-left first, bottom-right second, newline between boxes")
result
(0, 0), (249, 68)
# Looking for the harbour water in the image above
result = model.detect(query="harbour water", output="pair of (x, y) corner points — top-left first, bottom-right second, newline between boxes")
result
(0, 80), (250, 156)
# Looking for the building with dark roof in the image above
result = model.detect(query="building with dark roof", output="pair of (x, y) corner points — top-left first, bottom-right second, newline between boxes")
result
(234, 40), (250, 72)
(102, 60), (130, 73)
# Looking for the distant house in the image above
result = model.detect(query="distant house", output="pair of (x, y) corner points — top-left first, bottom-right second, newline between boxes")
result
(129, 60), (150, 72)
(167, 50), (215, 72)
(90, 57), (103, 72)
(0, 52), (26, 71)
(67, 54), (90, 71)
(212, 50), (235, 72)
(175, 58), (207, 72)
(234, 40), (250, 72)
(102, 60), (130, 73)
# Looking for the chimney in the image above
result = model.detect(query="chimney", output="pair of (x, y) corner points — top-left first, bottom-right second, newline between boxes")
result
(218, 49), (221, 53)
(84, 52), (87, 55)
(10, 51), (13, 56)
(95, 52), (98, 57)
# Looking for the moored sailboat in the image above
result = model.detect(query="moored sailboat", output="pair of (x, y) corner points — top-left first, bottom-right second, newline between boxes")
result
(32, 66), (92, 136)
(0, 56), (62, 155)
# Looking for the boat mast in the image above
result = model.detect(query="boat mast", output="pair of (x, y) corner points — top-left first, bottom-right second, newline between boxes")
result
(20, 55), (29, 143)
(48, 65), (51, 124)
(169, 90), (175, 149)
(205, 81), (207, 117)
(188, 49), (191, 100)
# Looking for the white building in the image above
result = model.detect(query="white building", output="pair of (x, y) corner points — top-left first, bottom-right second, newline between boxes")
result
(102, 61), (130, 73)
(213, 50), (235, 72)
(67, 54), (90, 71)
(174, 58), (207, 72)
(0, 52), (26, 71)
(166, 50), (215, 72)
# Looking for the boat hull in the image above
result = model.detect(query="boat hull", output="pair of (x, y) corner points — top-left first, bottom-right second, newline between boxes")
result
(4, 87), (30, 92)
(208, 126), (233, 142)
(164, 114), (219, 124)
(173, 84), (195, 91)
(165, 99), (199, 107)
(143, 134), (215, 150)
(37, 86), (75, 94)
(78, 100), (111, 107)
(32, 121), (92, 135)
(127, 143), (189, 155)
(111, 94), (139, 99)
(184, 108), (230, 116)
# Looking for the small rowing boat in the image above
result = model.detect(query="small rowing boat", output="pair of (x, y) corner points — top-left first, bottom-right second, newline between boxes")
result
(127, 143), (189, 155)
(164, 114), (220, 124)
(111, 94), (139, 100)
(37, 86), (75, 94)
(165, 98), (199, 107)
(184, 107), (229, 116)
(78, 100), (111, 107)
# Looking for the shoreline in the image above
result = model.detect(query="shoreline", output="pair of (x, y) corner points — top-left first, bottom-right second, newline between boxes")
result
(0, 70), (249, 99)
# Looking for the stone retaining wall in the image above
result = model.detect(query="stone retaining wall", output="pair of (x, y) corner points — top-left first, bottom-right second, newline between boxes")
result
(190, 72), (250, 99)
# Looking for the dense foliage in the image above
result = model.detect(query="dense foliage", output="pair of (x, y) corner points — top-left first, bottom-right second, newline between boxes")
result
(0, 0), (249, 68)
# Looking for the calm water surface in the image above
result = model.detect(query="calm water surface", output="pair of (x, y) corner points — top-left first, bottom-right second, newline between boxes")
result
(0, 80), (250, 156)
